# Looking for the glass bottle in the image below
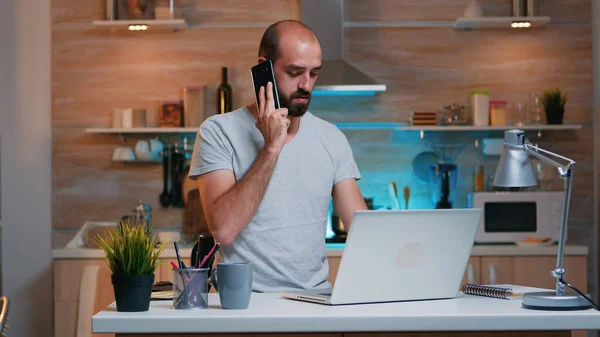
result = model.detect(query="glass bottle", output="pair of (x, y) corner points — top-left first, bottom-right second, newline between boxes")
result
(217, 67), (232, 114)
(474, 165), (484, 192)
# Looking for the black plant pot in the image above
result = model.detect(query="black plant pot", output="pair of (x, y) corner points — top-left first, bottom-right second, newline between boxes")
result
(545, 107), (565, 125)
(111, 274), (154, 312)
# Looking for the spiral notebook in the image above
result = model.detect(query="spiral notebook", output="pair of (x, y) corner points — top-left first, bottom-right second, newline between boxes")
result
(461, 284), (552, 300)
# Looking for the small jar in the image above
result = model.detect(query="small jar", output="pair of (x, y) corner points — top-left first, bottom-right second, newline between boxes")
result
(489, 100), (507, 126)
(469, 90), (490, 126)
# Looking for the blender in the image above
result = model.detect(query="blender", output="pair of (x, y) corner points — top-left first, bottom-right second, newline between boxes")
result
(428, 163), (458, 209)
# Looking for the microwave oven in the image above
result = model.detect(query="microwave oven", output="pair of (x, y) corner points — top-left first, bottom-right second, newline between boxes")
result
(468, 191), (564, 243)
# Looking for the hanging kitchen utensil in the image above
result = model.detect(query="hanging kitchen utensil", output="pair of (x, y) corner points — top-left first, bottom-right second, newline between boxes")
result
(170, 144), (185, 208)
(387, 181), (400, 210)
(159, 145), (171, 208)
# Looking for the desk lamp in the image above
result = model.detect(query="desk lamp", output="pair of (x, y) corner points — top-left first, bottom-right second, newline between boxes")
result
(493, 129), (594, 310)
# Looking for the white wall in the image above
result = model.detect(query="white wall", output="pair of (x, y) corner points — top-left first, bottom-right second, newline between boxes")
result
(0, 0), (53, 336)
(594, 0), (600, 306)
(592, 2), (599, 337)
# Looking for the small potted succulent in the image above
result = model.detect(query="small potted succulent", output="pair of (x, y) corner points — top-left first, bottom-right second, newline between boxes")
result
(92, 218), (166, 312)
(541, 88), (567, 124)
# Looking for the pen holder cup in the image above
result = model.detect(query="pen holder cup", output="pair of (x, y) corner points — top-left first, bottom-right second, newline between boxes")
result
(172, 268), (209, 310)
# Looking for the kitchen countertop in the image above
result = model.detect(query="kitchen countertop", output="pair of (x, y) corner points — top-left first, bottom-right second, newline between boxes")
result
(53, 243), (588, 259)
(92, 292), (600, 334)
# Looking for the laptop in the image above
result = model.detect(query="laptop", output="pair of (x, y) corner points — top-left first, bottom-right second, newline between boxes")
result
(280, 208), (482, 305)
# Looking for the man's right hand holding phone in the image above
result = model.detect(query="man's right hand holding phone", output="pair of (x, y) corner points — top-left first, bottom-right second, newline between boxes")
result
(256, 81), (289, 154)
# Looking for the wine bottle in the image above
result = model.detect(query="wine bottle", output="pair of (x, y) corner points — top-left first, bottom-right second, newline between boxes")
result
(217, 67), (232, 114)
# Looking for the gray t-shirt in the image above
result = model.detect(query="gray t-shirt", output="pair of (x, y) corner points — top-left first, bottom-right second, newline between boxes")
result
(189, 106), (361, 293)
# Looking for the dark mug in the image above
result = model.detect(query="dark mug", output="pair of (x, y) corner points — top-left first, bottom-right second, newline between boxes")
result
(210, 262), (252, 309)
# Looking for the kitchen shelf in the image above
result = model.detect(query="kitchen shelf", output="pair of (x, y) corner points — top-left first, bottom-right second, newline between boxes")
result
(86, 127), (198, 134)
(85, 123), (411, 134)
(86, 123), (583, 135)
(397, 124), (583, 131)
(88, 122), (422, 134)
(337, 122), (406, 130)
(345, 19), (588, 29)
(114, 159), (162, 165)
(453, 16), (550, 30)
(92, 19), (187, 31)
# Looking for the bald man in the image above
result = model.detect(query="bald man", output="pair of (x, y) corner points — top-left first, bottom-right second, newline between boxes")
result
(189, 20), (368, 293)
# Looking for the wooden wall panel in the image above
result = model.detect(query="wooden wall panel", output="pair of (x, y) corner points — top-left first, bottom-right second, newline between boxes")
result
(51, 0), (300, 230)
(177, 0), (300, 24)
(345, 0), (509, 22)
(52, 28), (269, 128)
(339, 26), (592, 123)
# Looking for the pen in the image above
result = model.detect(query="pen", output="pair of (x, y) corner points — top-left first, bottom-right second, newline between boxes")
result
(204, 243), (220, 269)
(172, 245), (190, 305)
(173, 242), (184, 269)
(199, 243), (220, 268)
(195, 234), (203, 268)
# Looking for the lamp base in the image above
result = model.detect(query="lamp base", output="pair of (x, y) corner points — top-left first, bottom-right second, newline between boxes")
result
(522, 291), (592, 310)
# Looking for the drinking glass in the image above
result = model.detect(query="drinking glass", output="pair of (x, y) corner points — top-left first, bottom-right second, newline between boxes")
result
(510, 102), (527, 127)
(528, 93), (544, 124)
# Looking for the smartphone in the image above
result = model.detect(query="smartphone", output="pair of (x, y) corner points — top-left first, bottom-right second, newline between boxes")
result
(250, 59), (281, 109)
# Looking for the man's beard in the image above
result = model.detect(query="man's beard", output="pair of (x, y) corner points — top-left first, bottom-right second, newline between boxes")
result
(278, 89), (311, 117)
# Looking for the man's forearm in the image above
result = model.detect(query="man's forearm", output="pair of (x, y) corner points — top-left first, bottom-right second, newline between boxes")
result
(208, 148), (280, 245)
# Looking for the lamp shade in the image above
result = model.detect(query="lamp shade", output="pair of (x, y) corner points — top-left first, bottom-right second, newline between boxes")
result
(492, 129), (538, 187)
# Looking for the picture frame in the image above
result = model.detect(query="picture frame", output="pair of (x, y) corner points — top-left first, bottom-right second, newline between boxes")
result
(159, 100), (184, 127)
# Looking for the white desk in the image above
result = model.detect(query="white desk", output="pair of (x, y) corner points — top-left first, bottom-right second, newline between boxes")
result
(93, 292), (600, 336)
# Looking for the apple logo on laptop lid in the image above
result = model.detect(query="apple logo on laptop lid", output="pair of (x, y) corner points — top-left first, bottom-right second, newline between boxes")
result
(396, 242), (425, 269)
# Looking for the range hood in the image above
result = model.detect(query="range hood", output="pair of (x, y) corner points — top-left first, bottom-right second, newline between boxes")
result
(301, 0), (386, 96)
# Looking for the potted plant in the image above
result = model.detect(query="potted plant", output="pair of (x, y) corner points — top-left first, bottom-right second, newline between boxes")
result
(541, 88), (567, 124)
(92, 218), (166, 312)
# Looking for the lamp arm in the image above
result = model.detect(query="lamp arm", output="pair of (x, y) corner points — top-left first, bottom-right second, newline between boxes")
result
(523, 143), (576, 172)
(523, 142), (575, 296)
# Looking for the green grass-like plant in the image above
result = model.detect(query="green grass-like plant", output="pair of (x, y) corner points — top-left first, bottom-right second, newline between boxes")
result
(91, 218), (166, 276)
(541, 88), (567, 111)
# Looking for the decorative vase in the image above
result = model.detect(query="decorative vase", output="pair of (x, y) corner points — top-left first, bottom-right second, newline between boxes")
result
(111, 274), (154, 312)
(545, 107), (564, 125)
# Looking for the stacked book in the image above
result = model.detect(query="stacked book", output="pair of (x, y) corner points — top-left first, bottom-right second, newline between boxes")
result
(409, 112), (437, 126)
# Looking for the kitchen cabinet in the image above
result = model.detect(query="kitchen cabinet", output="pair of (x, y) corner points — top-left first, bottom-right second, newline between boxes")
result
(328, 256), (341, 286)
(461, 257), (481, 285)
(54, 258), (187, 337)
(479, 256), (587, 291)
(478, 256), (588, 337)
(328, 255), (588, 293)
(328, 256), (587, 337)
(54, 259), (117, 337)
